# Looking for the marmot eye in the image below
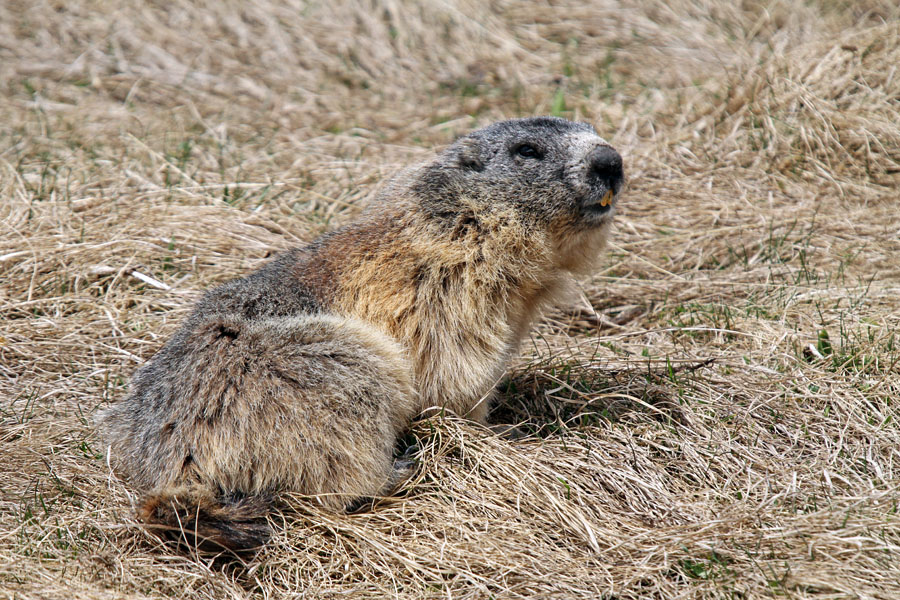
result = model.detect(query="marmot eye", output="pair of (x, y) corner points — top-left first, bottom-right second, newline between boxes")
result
(515, 144), (542, 159)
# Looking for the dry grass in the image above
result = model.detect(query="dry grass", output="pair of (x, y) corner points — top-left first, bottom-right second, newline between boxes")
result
(2, 1), (900, 598)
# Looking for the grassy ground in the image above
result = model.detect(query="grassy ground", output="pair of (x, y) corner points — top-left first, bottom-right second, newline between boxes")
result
(2, 1), (899, 598)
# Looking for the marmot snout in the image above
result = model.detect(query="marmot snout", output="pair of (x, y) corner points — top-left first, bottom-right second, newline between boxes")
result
(97, 116), (624, 551)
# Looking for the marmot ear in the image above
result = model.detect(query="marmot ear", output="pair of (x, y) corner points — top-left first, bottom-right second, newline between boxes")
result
(455, 138), (486, 172)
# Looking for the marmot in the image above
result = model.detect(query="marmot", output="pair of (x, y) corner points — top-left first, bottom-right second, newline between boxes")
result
(97, 116), (624, 552)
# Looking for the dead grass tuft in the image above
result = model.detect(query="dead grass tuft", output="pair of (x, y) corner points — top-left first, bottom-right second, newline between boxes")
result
(683, 22), (900, 196)
(2, 1), (899, 598)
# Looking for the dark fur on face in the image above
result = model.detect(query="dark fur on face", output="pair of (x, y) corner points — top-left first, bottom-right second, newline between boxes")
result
(412, 117), (623, 235)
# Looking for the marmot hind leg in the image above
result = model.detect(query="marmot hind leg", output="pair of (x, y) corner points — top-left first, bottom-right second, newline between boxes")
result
(101, 313), (418, 550)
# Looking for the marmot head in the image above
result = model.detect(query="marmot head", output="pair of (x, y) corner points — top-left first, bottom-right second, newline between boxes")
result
(408, 116), (623, 271)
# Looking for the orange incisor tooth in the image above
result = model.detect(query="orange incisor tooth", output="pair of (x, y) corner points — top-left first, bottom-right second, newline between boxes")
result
(601, 190), (613, 206)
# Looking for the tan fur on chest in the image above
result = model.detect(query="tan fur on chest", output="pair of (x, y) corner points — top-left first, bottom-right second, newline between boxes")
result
(324, 203), (568, 420)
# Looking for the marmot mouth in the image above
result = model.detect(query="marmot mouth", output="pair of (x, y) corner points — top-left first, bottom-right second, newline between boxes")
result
(580, 189), (617, 216)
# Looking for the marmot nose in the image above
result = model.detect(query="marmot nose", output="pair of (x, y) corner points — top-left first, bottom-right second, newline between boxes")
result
(588, 145), (624, 191)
